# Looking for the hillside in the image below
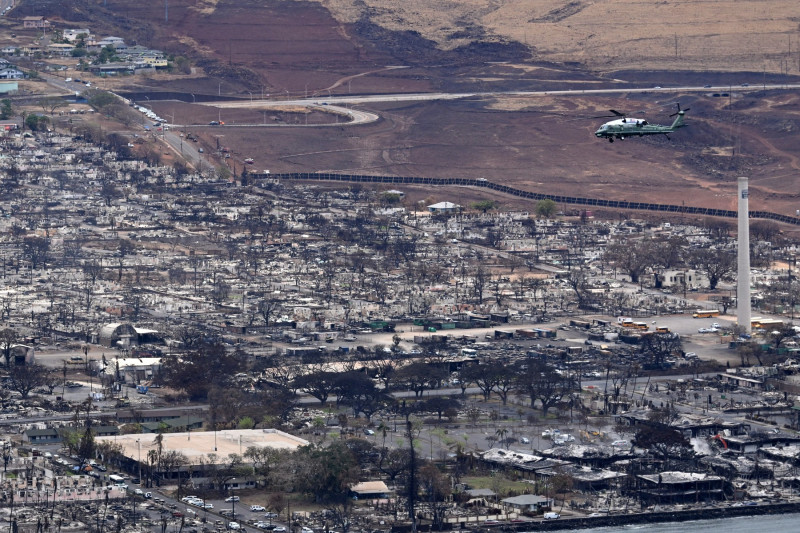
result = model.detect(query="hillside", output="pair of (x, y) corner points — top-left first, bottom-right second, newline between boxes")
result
(320, 0), (800, 73)
(19, 0), (800, 92)
(10, 0), (800, 224)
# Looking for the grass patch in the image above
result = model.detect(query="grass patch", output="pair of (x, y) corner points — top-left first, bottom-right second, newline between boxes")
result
(461, 475), (531, 497)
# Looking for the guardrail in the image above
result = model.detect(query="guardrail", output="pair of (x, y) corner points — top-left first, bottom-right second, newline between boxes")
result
(272, 173), (800, 226)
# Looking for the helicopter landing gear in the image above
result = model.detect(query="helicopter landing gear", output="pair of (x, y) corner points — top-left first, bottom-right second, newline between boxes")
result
(608, 137), (614, 143)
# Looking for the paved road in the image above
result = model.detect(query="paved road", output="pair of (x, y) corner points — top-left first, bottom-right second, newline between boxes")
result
(206, 83), (800, 109)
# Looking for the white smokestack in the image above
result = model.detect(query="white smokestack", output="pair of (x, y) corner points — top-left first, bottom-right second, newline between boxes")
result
(737, 176), (751, 333)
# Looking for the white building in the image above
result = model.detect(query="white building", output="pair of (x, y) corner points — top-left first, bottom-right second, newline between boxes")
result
(661, 268), (708, 290)
(427, 201), (461, 214)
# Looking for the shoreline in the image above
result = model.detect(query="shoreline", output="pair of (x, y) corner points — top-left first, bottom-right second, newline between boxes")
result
(393, 502), (800, 532)
(500, 501), (800, 531)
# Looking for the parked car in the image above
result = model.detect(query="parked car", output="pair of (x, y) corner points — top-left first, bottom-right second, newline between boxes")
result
(543, 512), (560, 520)
(229, 522), (241, 530)
(225, 496), (240, 502)
(251, 505), (266, 512)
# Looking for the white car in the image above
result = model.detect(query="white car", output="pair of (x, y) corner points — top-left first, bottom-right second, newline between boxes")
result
(225, 496), (240, 502)
(273, 527), (286, 532)
(543, 512), (560, 520)
(698, 327), (718, 333)
(250, 505), (266, 512)
(228, 522), (241, 530)
(134, 489), (144, 495)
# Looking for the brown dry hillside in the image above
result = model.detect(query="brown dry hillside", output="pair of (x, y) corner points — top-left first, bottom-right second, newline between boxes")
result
(318, 0), (800, 73)
(24, 0), (800, 92)
(150, 89), (800, 220)
(14, 0), (800, 223)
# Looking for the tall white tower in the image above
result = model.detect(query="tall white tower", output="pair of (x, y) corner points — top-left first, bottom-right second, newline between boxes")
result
(737, 176), (751, 333)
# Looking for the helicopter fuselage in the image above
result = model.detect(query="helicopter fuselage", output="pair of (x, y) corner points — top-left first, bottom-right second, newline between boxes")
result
(594, 110), (686, 142)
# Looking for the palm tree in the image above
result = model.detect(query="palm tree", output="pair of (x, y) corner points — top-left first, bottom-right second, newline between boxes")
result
(495, 428), (510, 450)
(378, 421), (389, 448)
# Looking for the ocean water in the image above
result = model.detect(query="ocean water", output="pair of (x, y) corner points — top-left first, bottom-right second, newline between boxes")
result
(557, 512), (800, 532)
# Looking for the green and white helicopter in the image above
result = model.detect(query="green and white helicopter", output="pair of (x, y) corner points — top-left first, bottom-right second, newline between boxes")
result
(594, 104), (689, 142)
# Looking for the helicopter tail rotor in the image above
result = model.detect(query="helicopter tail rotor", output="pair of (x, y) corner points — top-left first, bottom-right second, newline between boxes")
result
(669, 103), (690, 116)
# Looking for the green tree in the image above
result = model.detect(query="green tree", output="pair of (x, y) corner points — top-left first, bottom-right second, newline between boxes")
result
(535, 199), (557, 218)
(295, 441), (360, 503)
(0, 99), (12, 119)
(87, 91), (121, 111)
(24, 114), (49, 132)
(97, 44), (117, 64)
(380, 192), (402, 205)
(471, 200), (498, 213)
(237, 416), (255, 429)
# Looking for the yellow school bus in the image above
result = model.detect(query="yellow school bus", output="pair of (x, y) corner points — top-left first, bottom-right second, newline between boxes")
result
(692, 310), (720, 318)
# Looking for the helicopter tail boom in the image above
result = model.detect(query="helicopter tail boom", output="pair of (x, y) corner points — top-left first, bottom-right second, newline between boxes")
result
(669, 110), (687, 130)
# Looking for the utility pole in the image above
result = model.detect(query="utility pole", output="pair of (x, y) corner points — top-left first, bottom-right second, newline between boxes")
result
(406, 421), (417, 533)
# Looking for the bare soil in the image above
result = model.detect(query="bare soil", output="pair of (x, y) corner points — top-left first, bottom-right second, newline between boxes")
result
(17, 1), (800, 228)
(150, 89), (800, 223)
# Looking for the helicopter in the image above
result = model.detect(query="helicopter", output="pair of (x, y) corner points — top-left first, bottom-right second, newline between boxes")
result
(594, 104), (689, 142)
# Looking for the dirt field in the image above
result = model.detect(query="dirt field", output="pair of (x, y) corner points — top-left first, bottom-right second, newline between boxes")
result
(149, 88), (800, 221)
(16, 0), (800, 226)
